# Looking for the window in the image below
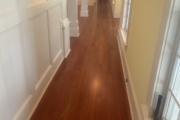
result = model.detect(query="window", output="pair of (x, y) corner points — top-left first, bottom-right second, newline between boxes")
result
(161, 0), (180, 119)
(146, 0), (180, 118)
(163, 20), (180, 119)
(163, 52), (180, 120)
(120, 0), (132, 45)
(122, 0), (131, 30)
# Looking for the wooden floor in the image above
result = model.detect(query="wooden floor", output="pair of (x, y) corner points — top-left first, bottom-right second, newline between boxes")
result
(31, 0), (132, 120)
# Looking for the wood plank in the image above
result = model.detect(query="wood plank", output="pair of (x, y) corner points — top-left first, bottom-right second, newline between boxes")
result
(31, 0), (132, 119)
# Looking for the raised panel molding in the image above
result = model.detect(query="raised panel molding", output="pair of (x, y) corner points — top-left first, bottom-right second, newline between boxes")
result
(28, 12), (51, 85)
(27, 0), (62, 20)
(27, 0), (46, 8)
(0, 9), (23, 34)
(35, 65), (52, 90)
(0, 25), (29, 117)
(48, 4), (63, 63)
(0, 0), (20, 15)
(0, 59), (12, 120)
(0, 0), (66, 119)
(61, 18), (70, 29)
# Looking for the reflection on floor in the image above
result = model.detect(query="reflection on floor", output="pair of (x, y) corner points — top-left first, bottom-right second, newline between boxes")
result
(31, 0), (132, 119)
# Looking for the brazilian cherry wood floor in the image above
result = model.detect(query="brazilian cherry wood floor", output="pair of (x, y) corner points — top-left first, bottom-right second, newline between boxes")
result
(31, 0), (132, 119)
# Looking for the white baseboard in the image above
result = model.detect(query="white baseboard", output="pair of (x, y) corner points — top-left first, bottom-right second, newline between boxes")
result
(70, 20), (79, 28)
(27, 57), (64, 120)
(113, 12), (120, 18)
(12, 95), (32, 120)
(70, 28), (80, 37)
(80, 6), (89, 17)
(117, 29), (144, 120)
(65, 49), (71, 58)
(80, 11), (89, 17)
(70, 20), (80, 37)
(12, 55), (64, 120)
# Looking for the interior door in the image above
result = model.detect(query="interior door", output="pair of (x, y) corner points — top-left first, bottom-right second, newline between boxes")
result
(0, 0), (64, 119)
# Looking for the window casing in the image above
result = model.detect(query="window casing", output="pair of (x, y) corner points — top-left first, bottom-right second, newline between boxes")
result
(120, 0), (132, 45)
(122, 0), (131, 31)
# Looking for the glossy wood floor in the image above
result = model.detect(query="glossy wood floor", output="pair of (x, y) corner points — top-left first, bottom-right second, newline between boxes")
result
(31, 0), (132, 119)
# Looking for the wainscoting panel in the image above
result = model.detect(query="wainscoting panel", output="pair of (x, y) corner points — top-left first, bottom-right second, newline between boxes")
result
(0, 25), (29, 117)
(0, 0), (20, 14)
(26, 0), (46, 7)
(0, 58), (12, 120)
(48, 4), (63, 63)
(28, 12), (51, 85)
(0, 0), (65, 119)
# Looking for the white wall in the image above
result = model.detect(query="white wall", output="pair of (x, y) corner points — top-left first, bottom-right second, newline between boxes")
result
(0, 0), (68, 119)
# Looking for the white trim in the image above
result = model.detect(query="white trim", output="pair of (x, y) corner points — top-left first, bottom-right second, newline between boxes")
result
(121, 0), (132, 31)
(12, 57), (64, 120)
(70, 20), (79, 28)
(53, 50), (63, 63)
(12, 95), (32, 120)
(169, 89), (180, 108)
(146, 0), (176, 117)
(117, 31), (144, 120)
(80, 11), (89, 17)
(35, 65), (52, 90)
(65, 49), (71, 58)
(27, 0), (46, 8)
(27, 58), (64, 120)
(80, 6), (89, 17)
(70, 28), (80, 37)
(69, 20), (80, 37)
(61, 18), (70, 29)
(120, 29), (127, 46)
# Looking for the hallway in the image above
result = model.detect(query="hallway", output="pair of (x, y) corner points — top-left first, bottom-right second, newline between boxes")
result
(31, 0), (131, 119)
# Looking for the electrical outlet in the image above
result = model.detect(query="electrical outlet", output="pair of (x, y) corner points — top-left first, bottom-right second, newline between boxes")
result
(125, 78), (129, 83)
